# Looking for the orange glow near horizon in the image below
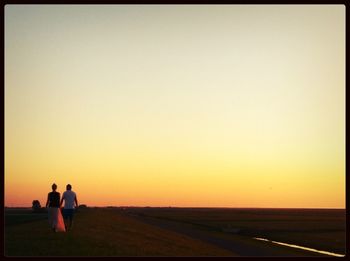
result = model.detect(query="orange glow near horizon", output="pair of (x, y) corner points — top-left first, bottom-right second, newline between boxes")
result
(5, 5), (345, 208)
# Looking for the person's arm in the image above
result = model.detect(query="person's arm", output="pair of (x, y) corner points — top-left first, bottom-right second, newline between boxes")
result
(45, 193), (50, 208)
(60, 194), (64, 208)
(75, 195), (78, 208)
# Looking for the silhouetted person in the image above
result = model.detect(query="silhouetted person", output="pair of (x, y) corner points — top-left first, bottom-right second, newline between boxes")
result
(45, 183), (61, 232)
(60, 184), (78, 231)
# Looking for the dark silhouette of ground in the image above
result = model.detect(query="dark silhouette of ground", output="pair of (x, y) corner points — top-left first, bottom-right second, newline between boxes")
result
(122, 210), (327, 257)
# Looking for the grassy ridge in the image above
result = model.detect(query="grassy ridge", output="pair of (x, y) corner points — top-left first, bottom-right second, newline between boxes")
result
(5, 207), (345, 256)
(5, 208), (234, 256)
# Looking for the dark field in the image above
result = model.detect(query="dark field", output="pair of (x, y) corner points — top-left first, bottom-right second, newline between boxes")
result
(4, 207), (346, 256)
(122, 207), (346, 254)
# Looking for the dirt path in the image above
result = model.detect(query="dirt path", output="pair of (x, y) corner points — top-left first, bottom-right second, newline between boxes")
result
(123, 212), (326, 257)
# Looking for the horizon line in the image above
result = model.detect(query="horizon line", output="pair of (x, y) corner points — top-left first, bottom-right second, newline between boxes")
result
(4, 205), (346, 210)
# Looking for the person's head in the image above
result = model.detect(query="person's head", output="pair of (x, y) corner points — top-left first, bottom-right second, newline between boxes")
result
(66, 184), (72, 190)
(52, 183), (57, 191)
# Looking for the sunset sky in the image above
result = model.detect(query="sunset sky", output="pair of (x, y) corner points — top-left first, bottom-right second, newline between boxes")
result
(5, 5), (345, 208)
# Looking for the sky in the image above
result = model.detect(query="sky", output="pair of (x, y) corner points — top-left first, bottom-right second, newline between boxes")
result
(5, 5), (345, 208)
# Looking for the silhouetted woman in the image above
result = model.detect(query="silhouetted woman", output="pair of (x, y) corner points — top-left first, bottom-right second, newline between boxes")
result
(45, 183), (65, 232)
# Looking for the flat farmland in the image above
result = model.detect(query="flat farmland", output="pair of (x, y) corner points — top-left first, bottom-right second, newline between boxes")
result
(118, 207), (346, 255)
(4, 207), (346, 256)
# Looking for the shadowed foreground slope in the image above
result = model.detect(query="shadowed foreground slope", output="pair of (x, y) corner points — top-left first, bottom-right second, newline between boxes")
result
(5, 208), (343, 256)
(5, 208), (233, 256)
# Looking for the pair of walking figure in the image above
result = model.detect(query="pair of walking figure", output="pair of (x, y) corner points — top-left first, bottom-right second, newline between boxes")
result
(46, 183), (78, 232)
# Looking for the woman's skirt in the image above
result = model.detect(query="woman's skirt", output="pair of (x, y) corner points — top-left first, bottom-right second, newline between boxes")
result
(48, 207), (66, 232)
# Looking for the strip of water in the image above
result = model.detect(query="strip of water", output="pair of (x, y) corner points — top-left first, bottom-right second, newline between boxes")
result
(253, 237), (345, 257)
